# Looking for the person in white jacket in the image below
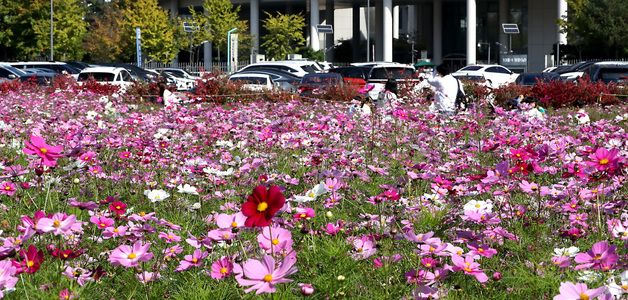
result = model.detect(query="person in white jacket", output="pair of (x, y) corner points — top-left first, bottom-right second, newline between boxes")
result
(427, 64), (459, 115)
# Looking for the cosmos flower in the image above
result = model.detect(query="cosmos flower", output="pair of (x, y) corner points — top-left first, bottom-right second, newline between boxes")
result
(241, 185), (286, 227)
(22, 135), (63, 167)
(234, 253), (297, 295)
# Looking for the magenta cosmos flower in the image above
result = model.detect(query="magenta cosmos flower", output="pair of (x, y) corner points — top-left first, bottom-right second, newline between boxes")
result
(587, 148), (620, 172)
(0, 181), (17, 196)
(574, 241), (618, 271)
(235, 253), (298, 294)
(108, 241), (154, 268)
(210, 256), (234, 280)
(553, 282), (607, 300)
(22, 135), (63, 167)
(451, 254), (488, 283)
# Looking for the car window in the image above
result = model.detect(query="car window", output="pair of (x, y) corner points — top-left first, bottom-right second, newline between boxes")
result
(230, 77), (267, 84)
(460, 66), (483, 71)
(121, 71), (132, 81)
(598, 68), (628, 84)
(78, 72), (115, 82)
(369, 67), (414, 80)
(301, 64), (318, 73)
(486, 67), (511, 74)
(0, 68), (12, 78)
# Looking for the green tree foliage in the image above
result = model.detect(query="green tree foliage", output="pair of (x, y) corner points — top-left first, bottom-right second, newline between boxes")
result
(561, 0), (628, 58)
(190, 0), (249, 60)
(261, 12), (306, 61)
(83, 2), (125, 62)
(0, 0), (88, 60)
(120, 0), (179, 63)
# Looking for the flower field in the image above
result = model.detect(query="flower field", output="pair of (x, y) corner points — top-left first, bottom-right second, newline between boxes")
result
(0, 87), (626, 299)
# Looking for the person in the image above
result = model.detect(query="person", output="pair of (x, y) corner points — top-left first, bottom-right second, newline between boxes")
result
(376, 79), (400, 109)
(158, 80), (180, 107)
(427, 64), (460, 115)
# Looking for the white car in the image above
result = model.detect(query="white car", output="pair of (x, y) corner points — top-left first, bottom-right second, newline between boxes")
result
(239, 61), (320, 78)
(77, 67), (134, 92)
(228, 73), (275, 92)
(452, 64), (518, 88)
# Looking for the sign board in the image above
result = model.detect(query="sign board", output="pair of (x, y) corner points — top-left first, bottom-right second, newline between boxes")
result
(183, 22), (199, 33)
(135, 27), (142, 68)
(502, 23), (520, 34)
(500, 54), (527, 66)
(229, 33), (238, 73)
(316, 24), (333, 34)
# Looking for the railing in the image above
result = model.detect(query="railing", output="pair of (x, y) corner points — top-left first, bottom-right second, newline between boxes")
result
(142, 61), (250, 75)
(561, 58), (628, 65)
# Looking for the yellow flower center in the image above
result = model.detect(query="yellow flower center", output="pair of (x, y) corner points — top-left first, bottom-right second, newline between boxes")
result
(53, 220), (61, 228)
(115, 206), (121, 210)
(621, 284), (628, 291)
(478, 248), (484, 253)
(263, 274), (273, 282)
(113, 228), (119, 233)
(599, 158), (609, 165)
(139, 212), (146, 217)
(475, 204), (481, 208)
(300, 213), (306, 218)
(192, 258), (198, 263)
(100, 223), (106, 228)
(128, 253), (137, 259)
(257, 202), (268, 212)
(26, 260), (34, 267)
(40, 148), (48, 154)
(4, 186), (11, 190)
(516, 153), (521, 157)
(272, 238), (280, 245)
(579, 293), (589, 300)
(425, 263), (431, 267)
(220, 267), (228, 274)
(429, 246), (435, 252)
(594, 254), (602, 260)
(231, 221), (238, 228)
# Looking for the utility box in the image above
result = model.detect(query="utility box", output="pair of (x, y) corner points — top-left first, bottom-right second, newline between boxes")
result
(287, 54), (302, 60)
(251, 54), (265, 63)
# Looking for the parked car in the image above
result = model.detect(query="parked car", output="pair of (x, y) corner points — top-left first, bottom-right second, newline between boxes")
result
(153, 68), (200, 80)
(328, 66), (370, 89)
(239, 61), (320, 78)
(514, 72), (561, 86)
(232, 69), (300, 92)
(7, 61), (80, 76)
(77, 67), (134, 92)
(65, 61), (91, 71)
(297, 73), (344, 98)
(228, 73), (275, 92)
(362, 63), (418, 99)
(98, 63), (158, 82)
(452, 64), (518, 88)
(555, 61), (597, 82)
(585, 62), (628, 84)
(0, 64), (55, 85)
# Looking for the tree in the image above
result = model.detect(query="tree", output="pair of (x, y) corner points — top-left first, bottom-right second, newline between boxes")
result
(120, 0), (178, 63)
(83, 2), (125, 62)
(190, 0), (249, 61)
(0, 0), (88, 60)
(261, 12), (305, 61)
(560, 0), (628, 58)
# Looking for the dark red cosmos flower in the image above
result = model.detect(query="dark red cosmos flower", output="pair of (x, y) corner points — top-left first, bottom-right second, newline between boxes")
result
(241, 185), (285, 227)
(109, 201), (127, 215)
(14, 245), (44, 274)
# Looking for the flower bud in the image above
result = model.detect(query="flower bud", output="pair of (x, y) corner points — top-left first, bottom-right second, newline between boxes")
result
(492, 272), (502, 281)
(298, 283), (314, 296)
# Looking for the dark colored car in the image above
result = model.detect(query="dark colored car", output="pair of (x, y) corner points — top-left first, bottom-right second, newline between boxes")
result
(515, 72), (560, 86)
(9, 62), (80, 75)
(65, 61), (91, 71)
(328, 66), (370, 88)
(298, 73), (344, 97)
(99, 63), (157, 82)
(0, 65), (55, 86)
(585, 63), (628, 84)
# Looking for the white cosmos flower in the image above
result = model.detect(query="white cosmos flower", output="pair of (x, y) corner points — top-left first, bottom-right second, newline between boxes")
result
(292, 183), (327, 203)
(554, 246), (579, 257)
(203, 167), (234, 177)
(144, 189), (170, 203)
(463, 200), (493, 213)
(177, 184), (199, 195)
(606, 270), (628, 299)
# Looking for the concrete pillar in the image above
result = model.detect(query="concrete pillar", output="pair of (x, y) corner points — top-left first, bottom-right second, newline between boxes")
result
(499, 0), (508, 54)
(557, 0), (567, 44)
(383, 0), (393, 62)
(203, 42), (212, 69)
(375, 0), (383, 61)
(433, 0), (442, 64)
(309, 0), (320, 51)
(466, 0), (477, 65)
(393, 6), (399, 39)
(325, 0), (334, 62)
(352, 3), (361, 61)
(250, 0), (259, 56)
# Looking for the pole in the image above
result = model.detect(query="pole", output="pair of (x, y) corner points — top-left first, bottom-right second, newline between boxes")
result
(366, 0), (370, 62)
(226, 28), (238, 73)
(488, 44), (490, 64)
(556, 42), (560, 66)
(509, 35), (512, 53)
(50, 0), (54, 61)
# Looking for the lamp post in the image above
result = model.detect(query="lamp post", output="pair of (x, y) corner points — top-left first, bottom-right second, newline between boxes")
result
(226, 28), (238, 73)
(477, 42), (491, 64)
(366, 0), (370, 62)
(50, 0), (54, 61)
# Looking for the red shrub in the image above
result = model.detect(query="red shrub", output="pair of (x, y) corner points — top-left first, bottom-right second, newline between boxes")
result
(531, 78), (620, 108)
(492, 84), (532, 106)
(0, 80), (22, 93)
(80, 79), (120, 95)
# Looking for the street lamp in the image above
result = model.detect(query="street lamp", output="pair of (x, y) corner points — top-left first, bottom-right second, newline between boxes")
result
(50, 0), (53, 61)
(477, 42), (491, 64)
(366, 0), (370, 62)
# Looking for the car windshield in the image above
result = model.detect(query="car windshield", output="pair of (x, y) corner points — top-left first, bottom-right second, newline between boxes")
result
(302, 75), (341, 85)
(301, 64), (319, 74)
(369, 67), (414, 80)
(78, 72), (115, 82)
(3, 65), (27, 76)
(459, 66), (483, 71)
(230, 77), (268, 84)
(598, 68), (628, 84)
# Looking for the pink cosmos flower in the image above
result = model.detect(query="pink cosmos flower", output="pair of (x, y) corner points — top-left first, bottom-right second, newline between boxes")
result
(324, 178), (340, 192)
(102, 226), (127, 239)
(587, 148), (620, 172)
(175, 249), (208, 272)
(323, 222), (341, 236)
(163, 245), (184, 260)
(108, 241), (153, 268)
(59, 288), (76, 300)
(207, 228), (236, 242)
(574, 241), (618, 270)
(118, 151), (132, 160)
(0, 260), (18, 298)
(234, 253), (298, 294)
(551, 256), (571, 268)
(215, 212), (247, 229)
(552, 282), (607, 300)
(519, 180), (540, 194)
(257, 226), (293, 255)
(210, 256), (233, 280)
(90, 215), (114, 230)
(451, 255), (489, 283)
(351, 236), (377, 260)
(293, 207), (315, 220)
(137, 271), (161, 284)
(467, 243), (498, 258)
(0, 181), (17, 196)
(37, 213), (80, 236)
(22, 135), (63, 167)
(158, 231), (182, 243)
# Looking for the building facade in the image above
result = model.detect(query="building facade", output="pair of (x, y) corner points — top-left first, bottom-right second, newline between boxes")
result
(159, 0), (567, 72)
